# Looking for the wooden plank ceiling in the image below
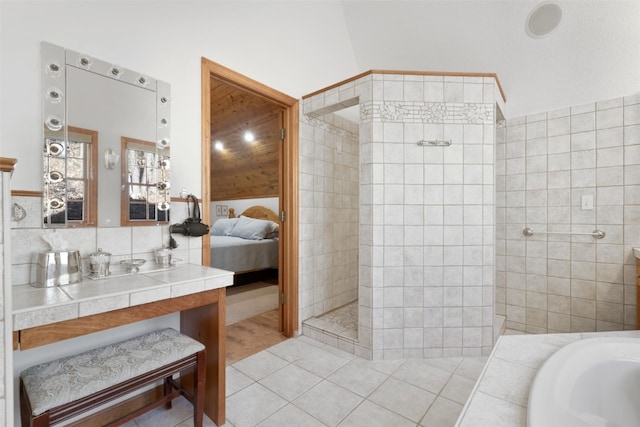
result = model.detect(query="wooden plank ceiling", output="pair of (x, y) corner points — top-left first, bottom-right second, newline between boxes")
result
(210, 78), (282, 201)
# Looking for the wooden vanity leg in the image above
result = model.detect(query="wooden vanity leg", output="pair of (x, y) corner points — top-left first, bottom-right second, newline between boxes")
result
(181, 288), (226, 426)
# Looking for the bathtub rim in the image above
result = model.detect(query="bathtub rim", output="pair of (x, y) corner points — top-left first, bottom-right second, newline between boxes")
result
(527, 336), (640, 427)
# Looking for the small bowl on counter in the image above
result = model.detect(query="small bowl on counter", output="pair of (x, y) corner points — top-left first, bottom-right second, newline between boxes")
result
(120, 259), (146, 274)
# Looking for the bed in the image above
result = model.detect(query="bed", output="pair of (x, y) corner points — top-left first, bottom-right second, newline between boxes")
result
(209, 206), (279, 275)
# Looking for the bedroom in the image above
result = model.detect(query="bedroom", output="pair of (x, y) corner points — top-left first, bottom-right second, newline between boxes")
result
(208, 75), (284, 346)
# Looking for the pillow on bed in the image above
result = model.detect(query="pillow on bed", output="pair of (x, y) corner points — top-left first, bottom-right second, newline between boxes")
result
(210, 218), (239, 236)
(265, 221), (279, 239)
(228, 216), (276, 240)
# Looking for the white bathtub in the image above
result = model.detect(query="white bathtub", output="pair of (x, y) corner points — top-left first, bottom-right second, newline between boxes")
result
(528, 337), (640, 427)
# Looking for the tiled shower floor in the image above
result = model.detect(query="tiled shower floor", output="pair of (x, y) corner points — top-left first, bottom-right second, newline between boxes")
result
(303, 304), (511, 354)
(302, 301), (359, 354)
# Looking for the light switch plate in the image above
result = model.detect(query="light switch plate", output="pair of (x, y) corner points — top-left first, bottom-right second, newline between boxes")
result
(581, 194), (593, 210)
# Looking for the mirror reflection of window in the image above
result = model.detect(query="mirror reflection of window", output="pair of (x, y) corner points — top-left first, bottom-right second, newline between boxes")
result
(121, 137), (170, 225)
(43, 126), (98, 226)
(128, 150), (155, 200)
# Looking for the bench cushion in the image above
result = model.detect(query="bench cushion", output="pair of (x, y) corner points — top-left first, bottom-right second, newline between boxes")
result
(20, 328), (205, 416)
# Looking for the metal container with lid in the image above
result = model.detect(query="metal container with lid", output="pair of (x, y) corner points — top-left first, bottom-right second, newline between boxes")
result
(89, 248), (111, 278)
(155, 248), (172, 268)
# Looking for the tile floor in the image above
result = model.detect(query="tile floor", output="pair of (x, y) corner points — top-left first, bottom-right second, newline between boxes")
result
(125, 335), (488, 427)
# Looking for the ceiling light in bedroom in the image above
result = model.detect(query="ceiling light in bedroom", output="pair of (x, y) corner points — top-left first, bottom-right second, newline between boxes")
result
(243, 131), (255, 143)
(214, 141), (224, 151)
(526, 1), (562, 38)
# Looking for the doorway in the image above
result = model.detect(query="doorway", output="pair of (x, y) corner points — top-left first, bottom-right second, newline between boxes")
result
(200, 58), (299, 341)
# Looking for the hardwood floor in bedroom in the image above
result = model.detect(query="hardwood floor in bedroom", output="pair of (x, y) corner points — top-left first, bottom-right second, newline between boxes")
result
(226, 308), (287, 364)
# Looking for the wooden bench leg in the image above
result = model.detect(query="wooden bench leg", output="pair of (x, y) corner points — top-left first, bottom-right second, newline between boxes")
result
(164, 376), (173, 410)
(20, 379), (30, 427)
(21, 378), (50, 427)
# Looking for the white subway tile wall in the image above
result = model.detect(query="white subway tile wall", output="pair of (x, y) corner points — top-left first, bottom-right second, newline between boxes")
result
(496, 93), (640, 334)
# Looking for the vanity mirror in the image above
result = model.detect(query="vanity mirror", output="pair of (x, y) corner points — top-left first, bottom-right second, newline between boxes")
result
(41, 41), (171, 227)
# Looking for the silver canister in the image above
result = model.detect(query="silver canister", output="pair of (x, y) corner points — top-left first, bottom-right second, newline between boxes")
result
(89, 248), (111, 278)
(35, 250), (82, 287)
(155, 248), (172, 268)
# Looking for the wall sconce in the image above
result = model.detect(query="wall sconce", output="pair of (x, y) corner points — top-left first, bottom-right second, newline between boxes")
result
(104, 148), (120, 169)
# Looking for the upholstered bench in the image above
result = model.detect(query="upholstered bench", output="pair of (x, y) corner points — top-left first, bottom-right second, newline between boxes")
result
(19, 328), (206, 427)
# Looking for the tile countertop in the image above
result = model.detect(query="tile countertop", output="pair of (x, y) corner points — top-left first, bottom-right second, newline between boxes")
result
(13, 264), (234, 331)
(455, 330), (640, 427)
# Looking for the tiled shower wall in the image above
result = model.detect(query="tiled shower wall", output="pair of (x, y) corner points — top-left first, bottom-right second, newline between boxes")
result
(303, 73), (503, 359)
(299, 112), (359, 322)
(496, 93), (640, 333)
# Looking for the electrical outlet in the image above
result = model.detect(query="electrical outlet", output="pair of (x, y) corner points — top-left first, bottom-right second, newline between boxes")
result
(581, 194), (594, 210)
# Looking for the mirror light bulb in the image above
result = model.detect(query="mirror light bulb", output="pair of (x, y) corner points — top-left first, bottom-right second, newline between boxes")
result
(214, 141), (224, 151)
(243, 131), (255, 142)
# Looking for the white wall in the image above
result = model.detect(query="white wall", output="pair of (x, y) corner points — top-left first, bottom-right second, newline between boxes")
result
(0, 0), (359, 195)
(340, 0), (640, 118)
(210, 197), (279, 222)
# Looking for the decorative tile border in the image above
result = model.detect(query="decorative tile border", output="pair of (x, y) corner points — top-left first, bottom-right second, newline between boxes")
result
(362, 101), (494, 124)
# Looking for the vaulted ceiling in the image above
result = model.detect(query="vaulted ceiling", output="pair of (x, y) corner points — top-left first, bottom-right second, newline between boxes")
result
(334, 0), (640, 117)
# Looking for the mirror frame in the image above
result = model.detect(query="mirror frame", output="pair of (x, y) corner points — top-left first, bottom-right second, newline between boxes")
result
(41, 41), (171, 227)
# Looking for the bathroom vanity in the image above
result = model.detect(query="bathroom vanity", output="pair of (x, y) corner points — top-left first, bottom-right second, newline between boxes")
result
(12, 264), (232, 425)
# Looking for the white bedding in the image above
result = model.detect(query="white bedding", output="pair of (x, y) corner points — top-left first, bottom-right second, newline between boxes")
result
(210, 235), (278, 273)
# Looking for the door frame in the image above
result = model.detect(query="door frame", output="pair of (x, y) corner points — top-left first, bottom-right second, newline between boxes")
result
(201, 57), (299, 337)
